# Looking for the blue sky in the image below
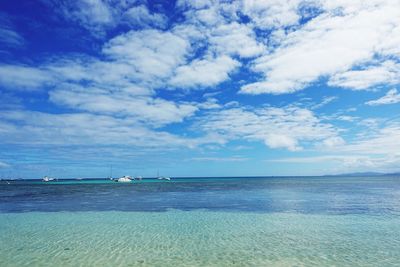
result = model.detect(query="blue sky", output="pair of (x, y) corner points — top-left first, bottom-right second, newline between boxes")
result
(0, 0), (400, 178)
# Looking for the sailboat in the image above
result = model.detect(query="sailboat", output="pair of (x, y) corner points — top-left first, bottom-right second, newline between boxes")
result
(156, 170), (171, 181)
(108, 165), (113, 181)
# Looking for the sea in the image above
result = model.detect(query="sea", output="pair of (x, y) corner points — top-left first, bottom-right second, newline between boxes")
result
(1, 176), (400, 266)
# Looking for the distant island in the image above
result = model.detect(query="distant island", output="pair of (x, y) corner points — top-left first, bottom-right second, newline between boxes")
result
(325, 172), (400, 177)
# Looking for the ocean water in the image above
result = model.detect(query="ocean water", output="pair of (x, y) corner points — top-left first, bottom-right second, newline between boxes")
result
(1, 177), (400, 266)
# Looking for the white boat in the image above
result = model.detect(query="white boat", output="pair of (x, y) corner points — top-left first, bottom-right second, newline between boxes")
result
(135, 176), (143, 180)
(157, 176), (171, 181)
(42, 176), (55, 182)
(116, 175), (132, 183)
(156, 170), (171, 181)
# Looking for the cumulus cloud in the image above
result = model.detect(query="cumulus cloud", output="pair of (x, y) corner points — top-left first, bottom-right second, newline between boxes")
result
(3, 0), (400, 176)
(45, 0), (115, 36)
(176, 0), (237, 26)
(208, 22), (265, 58)
(169, 55), (240, 88)
(195, 98), (222, 110)
(0, 27), (202, 127)
(72, 0), (113, 25)
(103, 29), (190, 82)
(23, 0), (400, 96)
(196, 106), (341, 151)
(329, 61), (400, 90)
(241, 0), (308, 30)
(173, 1), (264, 69)
(123, 5), (168, 29)
(241, 1), (400, 94)
(366, 89), (400, 106)
(44, 0), (170, 37)
(0, 20), (242, 133)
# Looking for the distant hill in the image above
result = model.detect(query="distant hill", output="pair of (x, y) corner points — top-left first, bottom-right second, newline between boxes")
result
(325, 172), (400, 177)
(382, 172), (400, 176)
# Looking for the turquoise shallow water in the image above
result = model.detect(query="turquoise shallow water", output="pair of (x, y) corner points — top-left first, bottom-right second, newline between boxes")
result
(0, 211), (400, 266)
(1, 177), (400, 266)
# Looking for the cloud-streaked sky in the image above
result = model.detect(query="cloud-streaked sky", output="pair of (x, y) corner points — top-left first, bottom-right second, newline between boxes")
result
(1, 0), (400, 178)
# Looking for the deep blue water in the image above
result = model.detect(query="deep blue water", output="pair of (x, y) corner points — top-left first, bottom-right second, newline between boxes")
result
(1, 176), (400, 214)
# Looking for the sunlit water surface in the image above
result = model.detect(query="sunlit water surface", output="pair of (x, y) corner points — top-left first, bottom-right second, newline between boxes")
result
(1, 177), (400, 266)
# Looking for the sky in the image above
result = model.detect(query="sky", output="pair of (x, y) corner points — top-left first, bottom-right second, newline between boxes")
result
(0, 0), (400, 178)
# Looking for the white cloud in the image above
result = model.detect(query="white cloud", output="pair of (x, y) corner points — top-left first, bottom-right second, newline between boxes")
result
(241, 0), (306, 30)
(357, 118), (381, 130)
(268, 155), (370, 164)
(0, 22), (241, 133)
(103, 29), (190, 83)
(208, 22), (265, 58)
(47, 57), (160, 96)
(53, 0), (115, 35)
(329, 61), (400, 90)
(263, 133), (300, 151)
(311, 96), (338, 109)
(169, 55), (240, 88)
(241, 1), (400, 94)
(188, 156), (247, 162)
(267, 154), (400, 174)
(123, 5), (168, 29)
(185, 6), (221, 26)
(195, 98), (221, 110)
(377, 23), (400, 57)
(0, 65), (54, 90)
(196, 106), (341, 151)
(27, 1), (400, 96)
(335, 115), (357, 122)
(267, 118), (400, 172)
(3, 0), (400, 177)
(49, 84), (198, 127)
(366, 89), (400, 106)
(320, 136), (345, 148)
(75, 0), (113, 24)
(176, 0), (212, 11)
(333, 123), (400, 155)
(176, 0), (234, 26)
(175, 2), (265, 58)
(0, 110), (217, 148)
(45, 0), (170, 37)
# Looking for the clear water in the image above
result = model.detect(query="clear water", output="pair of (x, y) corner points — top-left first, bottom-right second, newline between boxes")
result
(1, 177), (400, 266)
